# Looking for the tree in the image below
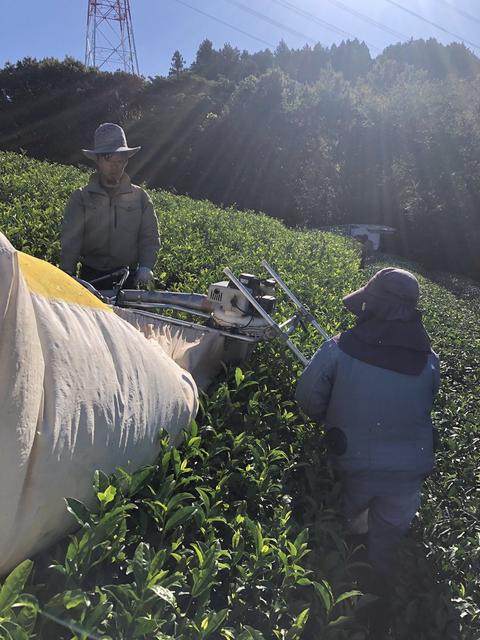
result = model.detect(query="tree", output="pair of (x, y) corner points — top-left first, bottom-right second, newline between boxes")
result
(169, 50), (185, 80)
(192, 39), (220, 79)
(217, 44), (241, 80)
(380, 38), (480, 80)
(274, 40), (292, 74)
(329, 39), (372, 81)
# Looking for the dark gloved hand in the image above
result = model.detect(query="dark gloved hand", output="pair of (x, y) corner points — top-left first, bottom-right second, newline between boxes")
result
(134, 266), (153, 286)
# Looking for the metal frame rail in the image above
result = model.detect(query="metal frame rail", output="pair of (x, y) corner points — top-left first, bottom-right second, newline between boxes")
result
(116, 307), (260, 343)
(261, 261), (330, 341)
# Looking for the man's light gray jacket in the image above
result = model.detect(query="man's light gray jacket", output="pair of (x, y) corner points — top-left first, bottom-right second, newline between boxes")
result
(296, 339), (440, 479)
(60, 173), (160, 273)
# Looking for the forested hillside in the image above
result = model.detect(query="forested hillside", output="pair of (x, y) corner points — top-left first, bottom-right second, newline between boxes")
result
(1, 37), (479, 278)
(0, 151), (478, 639)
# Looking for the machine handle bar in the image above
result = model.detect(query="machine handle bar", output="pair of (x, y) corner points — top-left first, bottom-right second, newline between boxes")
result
(261, 260), (330, 341)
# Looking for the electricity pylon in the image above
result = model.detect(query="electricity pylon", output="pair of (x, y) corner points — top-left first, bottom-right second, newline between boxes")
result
(85, 0), (140, 75)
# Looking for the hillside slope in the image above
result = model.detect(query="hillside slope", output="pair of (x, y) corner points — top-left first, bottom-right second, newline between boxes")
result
(0, 152), (478, 639)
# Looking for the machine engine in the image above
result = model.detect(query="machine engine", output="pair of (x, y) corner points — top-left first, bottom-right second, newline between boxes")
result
(207, 274), (276, 335)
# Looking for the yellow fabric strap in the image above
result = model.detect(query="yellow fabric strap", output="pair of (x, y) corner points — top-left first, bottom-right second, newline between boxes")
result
(18, 252), (111, 311)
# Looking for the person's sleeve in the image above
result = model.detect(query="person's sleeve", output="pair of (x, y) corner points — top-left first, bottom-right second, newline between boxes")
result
(295, 339), (338, 422)
(138, 191), (160, 270)
(59, 190), (84, 273)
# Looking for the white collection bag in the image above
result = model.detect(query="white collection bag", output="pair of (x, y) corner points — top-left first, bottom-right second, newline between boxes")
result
(0, 233), (198, 575)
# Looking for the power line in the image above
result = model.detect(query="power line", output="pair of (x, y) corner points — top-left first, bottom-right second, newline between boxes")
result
(267, 0), (381, 51)
(323, 0), (407, 40)
(175, 0), (381, 55)
(433, 0), (480, 26)
(170, 0), (276, 48)
(221, 0), (320, 45)
(384, 0), (480, 52)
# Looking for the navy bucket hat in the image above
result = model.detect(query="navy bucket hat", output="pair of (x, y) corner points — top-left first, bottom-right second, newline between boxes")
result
(343, 267), (420, 321)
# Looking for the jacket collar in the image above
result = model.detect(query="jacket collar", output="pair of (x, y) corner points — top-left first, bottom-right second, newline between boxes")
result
(334, 313), (432, 375)
(86, 172), (133, 196)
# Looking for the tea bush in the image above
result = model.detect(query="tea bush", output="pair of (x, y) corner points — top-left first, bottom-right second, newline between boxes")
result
(0, 152), (478, 639)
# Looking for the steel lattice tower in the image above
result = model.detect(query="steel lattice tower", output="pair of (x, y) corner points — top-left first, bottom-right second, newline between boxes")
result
(85, 0), (140, 75)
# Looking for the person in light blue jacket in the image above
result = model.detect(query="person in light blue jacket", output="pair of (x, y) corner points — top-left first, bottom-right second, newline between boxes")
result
(296, 267), (440, 581)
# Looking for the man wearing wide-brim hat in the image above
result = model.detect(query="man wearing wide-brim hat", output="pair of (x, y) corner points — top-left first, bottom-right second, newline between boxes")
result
(60, 123), (160, 288)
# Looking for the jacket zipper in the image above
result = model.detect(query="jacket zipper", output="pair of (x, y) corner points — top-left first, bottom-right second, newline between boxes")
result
(114, 202), (117, 228)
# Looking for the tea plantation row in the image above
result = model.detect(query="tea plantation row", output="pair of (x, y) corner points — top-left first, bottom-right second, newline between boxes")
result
(0, 152), (478, 639)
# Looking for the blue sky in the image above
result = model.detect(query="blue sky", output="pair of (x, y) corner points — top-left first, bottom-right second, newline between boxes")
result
(1, 0), (480, 77)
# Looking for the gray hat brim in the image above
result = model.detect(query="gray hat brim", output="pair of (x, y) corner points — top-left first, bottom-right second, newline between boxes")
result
(82, 146), (141, 161)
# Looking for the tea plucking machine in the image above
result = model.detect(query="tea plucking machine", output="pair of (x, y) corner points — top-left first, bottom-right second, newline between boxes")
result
(87, 260), (329, 367)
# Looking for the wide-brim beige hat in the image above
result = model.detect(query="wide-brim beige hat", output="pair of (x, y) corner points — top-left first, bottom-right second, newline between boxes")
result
(82, 122), (141, 160)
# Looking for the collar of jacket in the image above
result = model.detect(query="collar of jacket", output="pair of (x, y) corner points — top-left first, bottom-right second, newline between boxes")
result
(333, 313), (432, 375)
(86, 172), (133, 196)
